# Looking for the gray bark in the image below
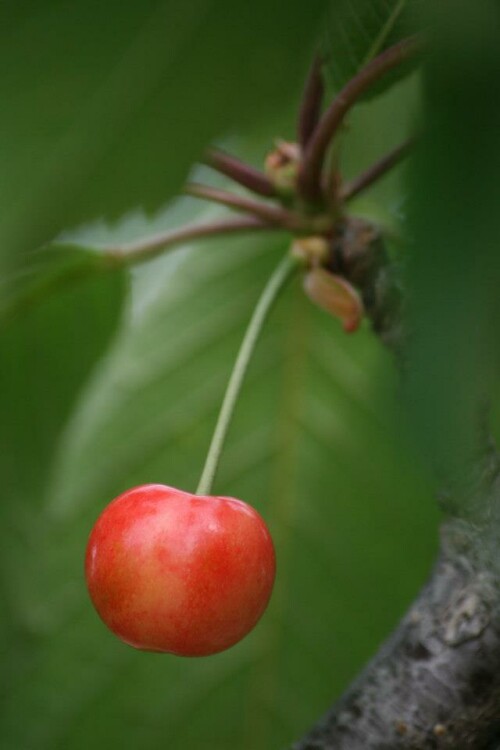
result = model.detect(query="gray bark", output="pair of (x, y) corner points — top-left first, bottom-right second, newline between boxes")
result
(294, 514), (500, 749)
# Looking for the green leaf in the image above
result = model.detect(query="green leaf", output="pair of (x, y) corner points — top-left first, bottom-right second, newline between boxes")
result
(2, 74), (432, 749)
(0, 244), (111, 325)
(406, 2), (500, 500)
(1, 225), (437, 750)
(0, 260), (126, 739)
(323, 0), (420, 96)
(0, 0), (329, 270)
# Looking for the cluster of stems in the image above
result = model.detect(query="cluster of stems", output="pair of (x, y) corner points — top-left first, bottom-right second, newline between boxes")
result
(185, 37), (419, 495)
(105, 36), (419, 270)
(9, 38), (420, 496)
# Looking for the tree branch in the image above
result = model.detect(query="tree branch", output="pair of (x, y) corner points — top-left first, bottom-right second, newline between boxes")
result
(293, 507), (500, 750)
(326, 216), (404, 352)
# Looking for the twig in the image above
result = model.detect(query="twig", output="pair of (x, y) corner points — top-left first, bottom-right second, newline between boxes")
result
(2, 218), (278, 323)
(107, 216), (276, 266)
(203, 148), (276, 198)
(299, 37), (420, 201)
(297, 55), (324, 149)
(341, 137), (416, 201)
(185, 183), (304, 231)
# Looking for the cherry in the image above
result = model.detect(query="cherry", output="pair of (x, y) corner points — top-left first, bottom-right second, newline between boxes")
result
(85, 484), (276, 656)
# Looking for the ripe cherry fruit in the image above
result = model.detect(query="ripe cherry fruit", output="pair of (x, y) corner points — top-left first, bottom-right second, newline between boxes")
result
(85, 484), (276, 656)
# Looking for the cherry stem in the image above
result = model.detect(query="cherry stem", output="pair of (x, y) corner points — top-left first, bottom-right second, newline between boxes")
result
(196, 252), (299, 496)
(297, 54), (324, 149)
(299, 36), (420, 201)
(185, 182), (304, 231)
(341, 136), (416, 201)
(203, 148), (276, 198)
(105, 216), (276, 267)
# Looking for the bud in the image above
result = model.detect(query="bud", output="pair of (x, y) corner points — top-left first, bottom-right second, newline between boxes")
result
(265, 140), (301, 196)
(291, 236), (330, 266)
(303, 267), (363, 333)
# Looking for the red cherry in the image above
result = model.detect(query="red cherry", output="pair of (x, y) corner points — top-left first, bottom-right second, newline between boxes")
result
(85, 484), (276, 656)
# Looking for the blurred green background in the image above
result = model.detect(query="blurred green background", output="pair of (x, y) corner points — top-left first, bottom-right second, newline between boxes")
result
(2, 2), (499, 749)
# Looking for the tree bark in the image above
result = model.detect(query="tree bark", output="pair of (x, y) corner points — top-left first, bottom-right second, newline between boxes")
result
(294, 514), (500, 749)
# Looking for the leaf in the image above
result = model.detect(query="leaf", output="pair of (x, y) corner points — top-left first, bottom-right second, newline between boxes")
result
(322, 0), (420, 97)
(0, 222), (438, 750)
(405, 2), (500, 500)
(0, 260), (126, 742)
(2, 79), (432, 749)
(0, 0), (330, 271)
(0, 244), (110, 325)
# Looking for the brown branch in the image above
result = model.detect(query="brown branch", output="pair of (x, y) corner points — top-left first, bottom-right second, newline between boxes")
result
(106, 216), (276, 266)
(325, 216), (404, 352)
(299, 37), (420, 202)
(203, 148), (276, 198)
(298, 55), (325, 149)
(2, 218), (278, 323)
(184, 182), (304, 231)
(341, 137), (417, 202)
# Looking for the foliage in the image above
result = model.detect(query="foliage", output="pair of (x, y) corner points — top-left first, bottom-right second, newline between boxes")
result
(0, 0), (327, 271)
(323, 0), (420, 95)
(4, 2), (500, 749)
(407, 2), (500, 491)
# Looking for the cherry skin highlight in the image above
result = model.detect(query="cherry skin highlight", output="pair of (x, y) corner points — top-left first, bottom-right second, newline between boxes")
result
(85, 484), (276, 656)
